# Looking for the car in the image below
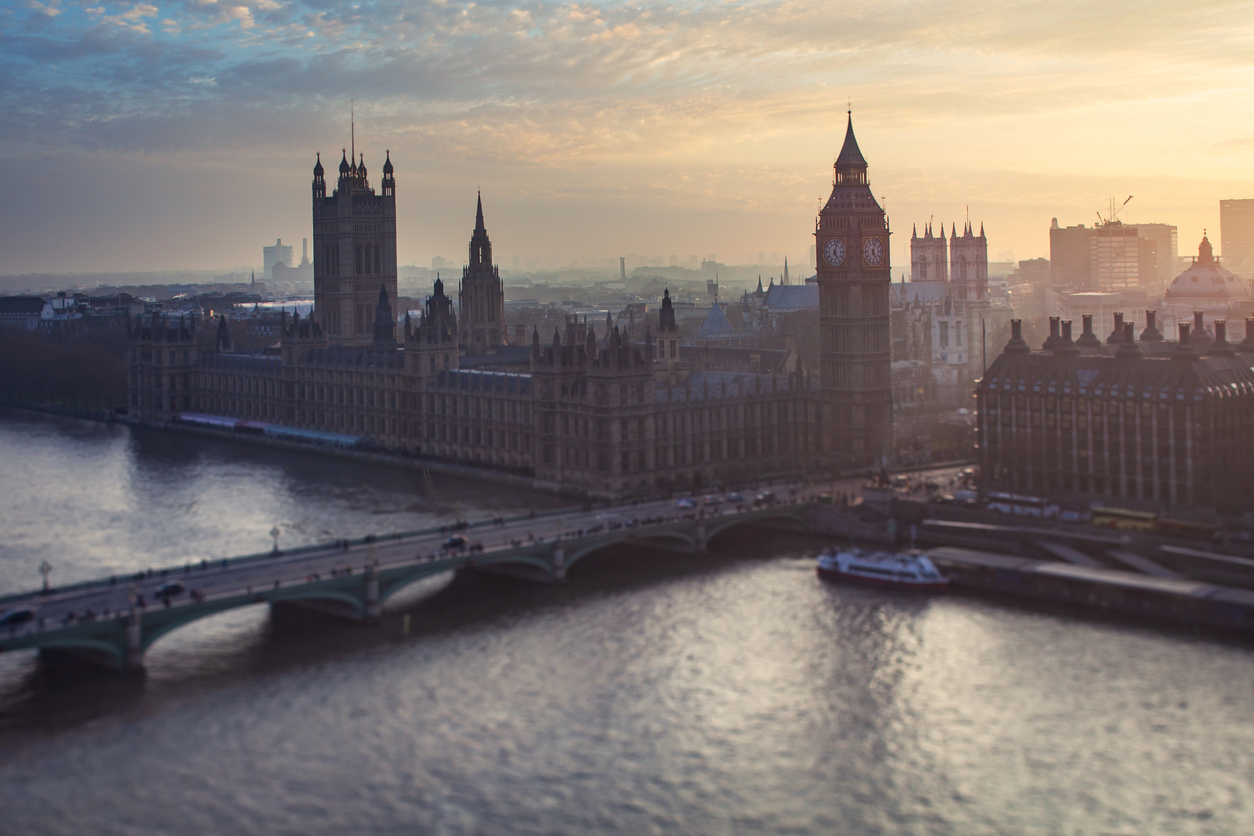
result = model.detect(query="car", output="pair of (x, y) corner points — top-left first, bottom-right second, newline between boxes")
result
(0, 608), (36, 628)
(725, 492), (745, 503)
(701, 495), (721, 506)
(443, 535), (468, 549)
(754, 491), (777, 506)
(676, 497), (697, 510)
(890, 474), (909, 487)
(155, 582), (185, 599)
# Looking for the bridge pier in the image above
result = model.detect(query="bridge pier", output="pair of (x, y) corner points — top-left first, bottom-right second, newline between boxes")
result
(364, 565), (381, 622)
(124, 608), (144, 670)
(552, 543), (567, 582)
(695, 521), (708, 555)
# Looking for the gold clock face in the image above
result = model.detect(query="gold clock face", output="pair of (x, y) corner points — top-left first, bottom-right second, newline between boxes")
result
(823, 238), (846, 267)
(863, 237), (884, 267)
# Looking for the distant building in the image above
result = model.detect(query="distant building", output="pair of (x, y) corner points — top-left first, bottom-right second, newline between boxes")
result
(0, 297), (50, 331)
(1160, 233), (1253, 337)
(1049, 219), (1178, 291)
(1220, 199), (1254, 275)
(1090, 223), (1140, 292)
(262, 239), (294, 281)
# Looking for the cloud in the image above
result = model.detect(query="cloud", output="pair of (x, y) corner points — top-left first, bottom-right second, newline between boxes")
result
(2, 0), (1254, 271)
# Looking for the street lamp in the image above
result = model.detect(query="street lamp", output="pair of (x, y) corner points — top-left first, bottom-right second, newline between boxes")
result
(38, 560), (52, 593)
(270, 526), (281, 555)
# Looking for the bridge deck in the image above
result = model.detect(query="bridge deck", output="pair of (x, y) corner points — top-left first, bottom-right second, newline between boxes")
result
(0, 494), (814, 667)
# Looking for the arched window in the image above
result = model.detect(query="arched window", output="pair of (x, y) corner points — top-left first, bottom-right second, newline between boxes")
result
(356, 304), (364, 335)
(355, 246), (362, 275)
(374, 245), (382, 274)
(363, 245), (372, 274)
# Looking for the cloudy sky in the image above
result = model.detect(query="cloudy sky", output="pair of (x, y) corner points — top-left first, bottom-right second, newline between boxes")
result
(2, 0), (1253, 275)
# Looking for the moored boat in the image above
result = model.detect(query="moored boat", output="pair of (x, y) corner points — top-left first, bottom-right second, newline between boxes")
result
(816, 547), (949, 590)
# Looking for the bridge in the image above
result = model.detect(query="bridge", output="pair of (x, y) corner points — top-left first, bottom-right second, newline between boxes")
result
(0, 494), (828, 671)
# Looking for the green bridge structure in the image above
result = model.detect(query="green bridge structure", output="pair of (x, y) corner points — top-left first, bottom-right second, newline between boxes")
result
(0, 499), (881, 671)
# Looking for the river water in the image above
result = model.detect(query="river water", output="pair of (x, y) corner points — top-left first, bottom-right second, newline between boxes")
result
(0, 408), (1252, 835)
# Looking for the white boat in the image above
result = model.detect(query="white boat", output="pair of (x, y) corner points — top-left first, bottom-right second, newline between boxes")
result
(816, 548), (949, 591)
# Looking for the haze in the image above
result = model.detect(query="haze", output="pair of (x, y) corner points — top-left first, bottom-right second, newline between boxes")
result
(2, 0), (1253, 275)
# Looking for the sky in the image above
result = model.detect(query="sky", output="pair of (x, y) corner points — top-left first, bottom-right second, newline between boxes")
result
(2, 0), (1254, 276)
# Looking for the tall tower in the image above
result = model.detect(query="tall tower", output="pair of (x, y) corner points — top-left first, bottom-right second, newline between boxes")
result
(814, 113), (893, 469)
(312, 147), (398, 345)
(459, 193), (506, 354)
(910, 222), (947, 283)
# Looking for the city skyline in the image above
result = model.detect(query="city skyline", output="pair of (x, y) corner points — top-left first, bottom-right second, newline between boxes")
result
(3, 1), (1253, 274)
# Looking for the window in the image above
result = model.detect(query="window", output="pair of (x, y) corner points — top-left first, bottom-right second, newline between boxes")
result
(939, 321), (949, 348)
(355, 245), (362, 275)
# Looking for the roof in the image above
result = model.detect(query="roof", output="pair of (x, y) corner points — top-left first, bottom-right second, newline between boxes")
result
(1166, 234), (1244, 300)
(890, 282), (948, 305)
(762, 284), (818, 311)
(835, 113), (867, 168)
(0, 297), (47, 315)
(696, 302), (736, 338)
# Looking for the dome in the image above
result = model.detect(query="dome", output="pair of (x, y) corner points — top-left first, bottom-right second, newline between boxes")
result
(313, 152), (324, 176)
(338, 150), (351, 175)
(1165, 234), (1243, 300)
(382, 150), (393, 174)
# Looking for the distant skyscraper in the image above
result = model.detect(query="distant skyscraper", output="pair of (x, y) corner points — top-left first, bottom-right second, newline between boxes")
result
(263, 238), (293, 280)
(1050, 219), (1091, 286)
(1090, 223), (1140, 292)
(1221, 199), (1254, 272)
(815, 112), (892, 469)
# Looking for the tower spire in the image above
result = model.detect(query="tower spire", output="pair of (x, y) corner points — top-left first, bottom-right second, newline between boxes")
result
(350, 99), (355, 170)
(476, 190), (484, 231)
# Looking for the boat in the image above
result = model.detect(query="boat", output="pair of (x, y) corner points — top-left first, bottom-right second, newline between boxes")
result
(816, 547), (950, 590)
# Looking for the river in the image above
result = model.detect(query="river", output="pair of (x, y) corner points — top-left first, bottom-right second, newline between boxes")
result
(0, 408), (1251, 835)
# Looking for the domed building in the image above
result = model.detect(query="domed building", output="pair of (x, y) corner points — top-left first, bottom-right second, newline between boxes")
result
(1161, 233), (1251, 338)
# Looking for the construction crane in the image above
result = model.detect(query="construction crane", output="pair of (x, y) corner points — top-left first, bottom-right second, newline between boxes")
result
(1096, 195), (1134, 226)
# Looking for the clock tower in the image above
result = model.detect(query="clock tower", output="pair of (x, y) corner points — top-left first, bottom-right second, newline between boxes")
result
(815, 113), (893, 469)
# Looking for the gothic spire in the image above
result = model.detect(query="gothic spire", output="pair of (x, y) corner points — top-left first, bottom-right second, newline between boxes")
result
(475, 191), (484, 231)
(835, 111), (867, 168)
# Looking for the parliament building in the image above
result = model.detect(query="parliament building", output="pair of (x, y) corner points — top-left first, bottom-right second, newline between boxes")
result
(128, 123), (893, 496)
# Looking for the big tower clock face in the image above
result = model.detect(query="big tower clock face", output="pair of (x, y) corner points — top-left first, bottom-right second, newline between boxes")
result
(823, 238), (846, 266)
(863, 237), (885, 267)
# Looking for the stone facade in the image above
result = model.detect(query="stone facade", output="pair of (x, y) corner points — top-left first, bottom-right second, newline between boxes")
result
(814, 113), (893, 468)
(977, 316), (1254, 512)
(128, 160), (827, 496)
(312, 149), (398, 345)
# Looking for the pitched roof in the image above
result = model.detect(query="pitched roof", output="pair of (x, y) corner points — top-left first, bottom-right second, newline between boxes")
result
(697, 302), (736, 339)
(763, 284), (818, 311)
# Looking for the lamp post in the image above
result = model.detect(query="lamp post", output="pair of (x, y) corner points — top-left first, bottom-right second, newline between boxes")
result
(270, 526), (281, 555)
(38, 560), (52, 593)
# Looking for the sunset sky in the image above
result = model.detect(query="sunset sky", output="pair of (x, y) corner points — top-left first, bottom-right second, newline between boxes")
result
(2, 0), (1252, 275)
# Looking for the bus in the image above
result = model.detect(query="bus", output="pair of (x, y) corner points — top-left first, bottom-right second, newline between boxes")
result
(1089, 507), (1157, 532)
(1156, 518), (1219, 542)
(985, 492), (1060, 519)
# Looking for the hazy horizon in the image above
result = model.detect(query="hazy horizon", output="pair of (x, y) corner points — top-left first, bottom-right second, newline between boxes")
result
(3, 0), (1252, 275)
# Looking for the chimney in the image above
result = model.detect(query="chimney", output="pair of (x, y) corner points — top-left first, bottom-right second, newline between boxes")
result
(1005, 318), (1030, 355)
(1076, 314), (1102, 348)
(1242, 317), (1254, 353)
(1191, 310), (1213, 347)
(1140, 310), (1163, 342)
(1055, 320), (1079, 355)
(1043, 316), (1061, 350)
(1209, 320), (1234, 356)
(1115, 321), (1142, 358)
(1107, 312), (1124, 345)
